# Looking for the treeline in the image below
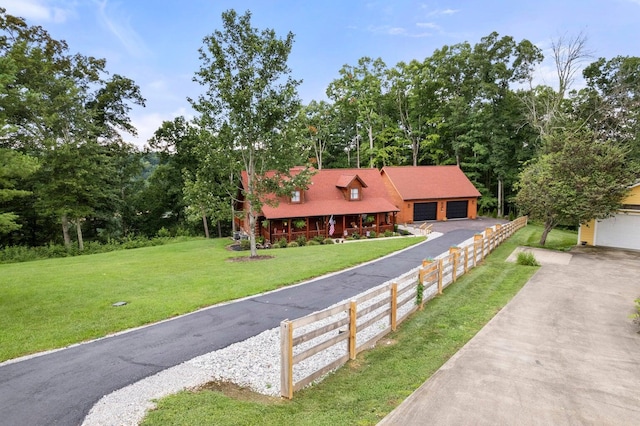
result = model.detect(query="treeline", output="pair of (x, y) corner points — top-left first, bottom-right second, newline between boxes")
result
(1, 8), (638, 250)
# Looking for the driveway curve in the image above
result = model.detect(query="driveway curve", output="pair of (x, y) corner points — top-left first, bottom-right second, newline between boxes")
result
(0, 219), (504, 426)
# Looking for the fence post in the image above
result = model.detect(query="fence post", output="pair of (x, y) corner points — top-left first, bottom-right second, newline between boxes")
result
(280, 320), (293, 399)
(349, 300), (357, 359)
(495, 224), (502, 243)
(437, 258), (444, 294)
(464, 246), (469, 274)
(449, 246), (460, 283)
(391, 283), (398, 331)
(485, 228), (494, 252)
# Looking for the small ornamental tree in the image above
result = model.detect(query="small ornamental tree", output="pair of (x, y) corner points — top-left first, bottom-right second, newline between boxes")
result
(516, 128), (635, 245)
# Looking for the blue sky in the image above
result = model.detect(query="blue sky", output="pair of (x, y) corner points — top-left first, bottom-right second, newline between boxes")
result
(4, 0), (640, 147)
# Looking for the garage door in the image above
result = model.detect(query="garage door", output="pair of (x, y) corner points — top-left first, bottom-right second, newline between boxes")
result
(446, 200), (468, 219)
(413, 202), (437, 221)
(595, 213), (640, 250)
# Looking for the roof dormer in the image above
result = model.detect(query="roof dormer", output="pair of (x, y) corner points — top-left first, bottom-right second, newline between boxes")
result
(336, 174), (367, 201)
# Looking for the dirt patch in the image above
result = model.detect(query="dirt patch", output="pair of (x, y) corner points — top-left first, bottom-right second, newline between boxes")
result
(196, 380), (281, 404)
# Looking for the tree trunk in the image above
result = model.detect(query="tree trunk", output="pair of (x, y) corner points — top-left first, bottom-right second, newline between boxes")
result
(76, 219), (84, 251)
(249, 211), (258, 257)
(201, 208), (210, 239)
(368, 125), (374, 168)
(539, 219), (555, 245)
(61, 214), (71, 249)
(217, 219), (222, 238)
(497, 178), (503, 218)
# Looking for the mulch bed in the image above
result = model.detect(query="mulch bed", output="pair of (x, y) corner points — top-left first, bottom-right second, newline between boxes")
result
(227, 255), (275, 262)
(226, 243), (274, 261)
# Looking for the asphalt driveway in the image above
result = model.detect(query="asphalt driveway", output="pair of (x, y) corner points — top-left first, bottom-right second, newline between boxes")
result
(0, 220), (505, 426)
(379, 246), (640, 425)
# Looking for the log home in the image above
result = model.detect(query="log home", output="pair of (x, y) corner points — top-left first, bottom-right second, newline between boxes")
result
(237, 168), (399, 243)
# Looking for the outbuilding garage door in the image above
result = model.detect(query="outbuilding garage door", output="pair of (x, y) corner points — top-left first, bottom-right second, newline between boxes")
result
(446, 200), (468, 219)
(595, 213), (640, 250)
(413, 202), (437, 221)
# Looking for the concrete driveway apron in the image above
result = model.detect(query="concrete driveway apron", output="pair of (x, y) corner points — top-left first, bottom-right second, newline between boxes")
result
(379, 247), (640, 425)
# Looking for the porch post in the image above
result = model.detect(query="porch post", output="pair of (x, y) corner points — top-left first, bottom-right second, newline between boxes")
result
(342, 216), (346, 236)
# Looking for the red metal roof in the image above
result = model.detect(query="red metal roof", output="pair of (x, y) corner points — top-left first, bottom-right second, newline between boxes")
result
(381, 165), (481, 200)
(241, 168), (399, 219)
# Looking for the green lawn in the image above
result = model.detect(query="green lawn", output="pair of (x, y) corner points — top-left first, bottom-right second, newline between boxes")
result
(141, 225), (577, 426)
(0, 237), (423, 362)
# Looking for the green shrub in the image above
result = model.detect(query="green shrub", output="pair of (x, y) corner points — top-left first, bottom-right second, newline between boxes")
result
(0, 236), (193, 264)
(296, 235), (307, 246)
(306, 240), (320, 246)
(368, 231), (377, 238)
(323, 238), (335, 244)
(156, 227), (171, 238)
(239, 239), (251, 250)
(384, 230), (393, 238)
(312, 236), (325, 244)
(351, 232), (360, 240)
(287, 241), (299, 248)
(279, 237), (288, 248)
(516, 251), (539, 266)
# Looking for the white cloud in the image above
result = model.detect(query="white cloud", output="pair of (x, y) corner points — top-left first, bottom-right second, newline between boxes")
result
(2, 0), (75, 23)
(128, 106), (193, 149)
(94, 0), (151, 58)
(427, 8), (460, 17)
(416, 22), (440, 30)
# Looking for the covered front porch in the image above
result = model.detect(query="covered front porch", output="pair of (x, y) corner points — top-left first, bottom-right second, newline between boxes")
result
(259, 212), (396, 243)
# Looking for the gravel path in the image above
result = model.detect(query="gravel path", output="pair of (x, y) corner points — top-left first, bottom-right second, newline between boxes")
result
(83, 232), (471, 426)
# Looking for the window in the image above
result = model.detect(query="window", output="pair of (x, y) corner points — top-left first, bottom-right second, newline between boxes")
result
(350, 187), (359, 200)
(291, 190), (301, 203)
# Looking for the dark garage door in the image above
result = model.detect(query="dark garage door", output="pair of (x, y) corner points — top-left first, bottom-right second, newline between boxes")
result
(413, 202), (437, 221)
(446, 200), (468, 219)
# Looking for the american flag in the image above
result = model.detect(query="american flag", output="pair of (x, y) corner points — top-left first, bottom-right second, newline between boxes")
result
(329, 215), (335, 236)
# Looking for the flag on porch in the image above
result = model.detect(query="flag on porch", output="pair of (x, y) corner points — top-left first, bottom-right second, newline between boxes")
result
(329, 215), (335, 236)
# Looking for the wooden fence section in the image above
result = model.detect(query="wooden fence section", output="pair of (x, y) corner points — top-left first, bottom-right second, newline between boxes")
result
(280, 216), (528, 398)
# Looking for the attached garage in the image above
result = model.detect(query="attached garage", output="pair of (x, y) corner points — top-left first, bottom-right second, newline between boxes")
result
(413, 202), (437, 221)
(446, 200), (468, 219)
(593, 213), (640, 250)
(380, 166), (482, 224)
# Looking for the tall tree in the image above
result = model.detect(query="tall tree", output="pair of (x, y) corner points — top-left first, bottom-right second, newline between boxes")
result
(327, 57), (388, 168)
(0, 8), (144, 247)
(0, 149), (39, 234)
(191, 9), (311, 257)
(578, 56), (640, 163)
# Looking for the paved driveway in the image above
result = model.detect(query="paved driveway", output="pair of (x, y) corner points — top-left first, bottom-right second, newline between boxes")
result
(0, 220), (504, 426)
(379, 247), (640, 425)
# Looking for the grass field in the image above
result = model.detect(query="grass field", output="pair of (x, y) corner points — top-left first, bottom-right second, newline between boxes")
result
(0, 237), (424, 362)
(140, 225), (577, 426)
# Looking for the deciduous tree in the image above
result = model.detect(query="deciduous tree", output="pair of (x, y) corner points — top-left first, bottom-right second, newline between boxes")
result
(191, 9), (312, 256)
(516, 128), (634, 245)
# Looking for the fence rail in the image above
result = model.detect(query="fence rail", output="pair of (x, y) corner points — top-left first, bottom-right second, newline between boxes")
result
(280, 216), (528, 398)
